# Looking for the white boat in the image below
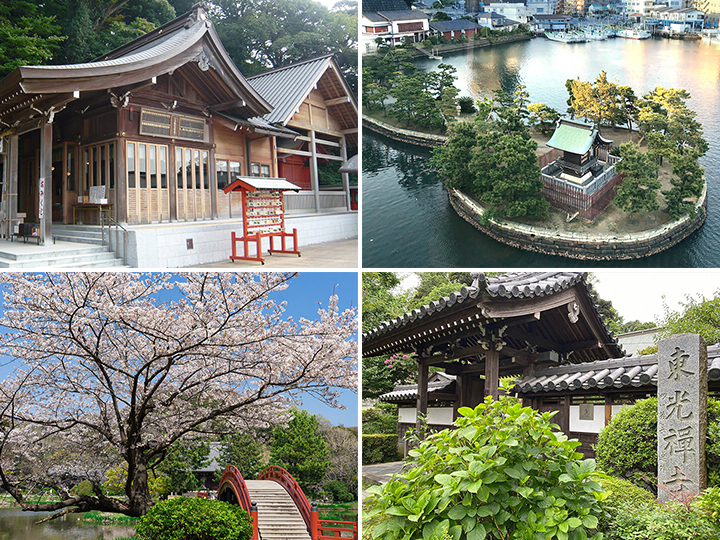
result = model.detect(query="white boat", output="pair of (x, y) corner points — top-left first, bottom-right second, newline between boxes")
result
(544, 31), (589, 43)
(579, 26), (610, 40)
(616, 28), (651, 39)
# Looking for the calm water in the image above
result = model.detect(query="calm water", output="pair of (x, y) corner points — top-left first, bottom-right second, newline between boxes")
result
(362, 37), (720, 267)
(0, 508), (135, 540)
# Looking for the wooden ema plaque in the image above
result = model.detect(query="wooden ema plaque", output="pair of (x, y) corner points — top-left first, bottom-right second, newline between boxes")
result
(224, 177), (301, 264)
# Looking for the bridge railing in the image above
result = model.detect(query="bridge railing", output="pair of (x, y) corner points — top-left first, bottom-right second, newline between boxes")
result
(315, 515), (359, 540)
(218, 465), (253, 512)
(258, 465), (313, 528)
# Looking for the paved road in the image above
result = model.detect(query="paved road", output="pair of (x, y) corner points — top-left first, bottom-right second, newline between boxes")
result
(192, 238), (358, 268)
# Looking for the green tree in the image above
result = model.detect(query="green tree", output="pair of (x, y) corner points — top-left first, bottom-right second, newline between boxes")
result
(613, 142), (661, 216)
(431, 11), (451, 21)
(656, 289), (720, 345)
(527, 103), (560, 134)
(154, 438), (210, 494)
(214, 433), (265, 481)
(389, 74), (444, 130)
(663, 151), (705, 219)
(214, 0), (357, 91)
(0, 1), (64, 78)
(270, 411), (329, 496)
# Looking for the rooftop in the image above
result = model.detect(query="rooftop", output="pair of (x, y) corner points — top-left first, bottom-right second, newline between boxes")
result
(429, 20), (481, 31)
(546, 119), (609, 156)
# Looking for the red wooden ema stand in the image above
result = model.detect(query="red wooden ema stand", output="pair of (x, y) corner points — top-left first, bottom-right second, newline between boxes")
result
(223, 177), (301, 264)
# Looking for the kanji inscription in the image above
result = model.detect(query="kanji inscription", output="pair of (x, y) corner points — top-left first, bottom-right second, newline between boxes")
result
(657, 334), (707, 503)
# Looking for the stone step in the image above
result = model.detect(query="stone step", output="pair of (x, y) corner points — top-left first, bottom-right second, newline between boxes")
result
(53, 234), (105, 245)
(0, 250), (126, 269)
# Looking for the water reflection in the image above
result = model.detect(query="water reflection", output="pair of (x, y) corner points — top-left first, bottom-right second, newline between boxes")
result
(0, 508), (135, 540)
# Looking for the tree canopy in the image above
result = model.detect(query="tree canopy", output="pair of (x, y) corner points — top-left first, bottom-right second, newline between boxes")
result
(0, 273), (356, 518)
(613, 142), (661, 216)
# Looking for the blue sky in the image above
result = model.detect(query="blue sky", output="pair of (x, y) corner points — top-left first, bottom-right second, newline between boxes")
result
(0, 272), (359, 428)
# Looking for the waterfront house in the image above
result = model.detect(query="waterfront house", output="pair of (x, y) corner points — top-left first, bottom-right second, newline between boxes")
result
(0, 3), (358, 267)
(540, 119), (621, 221)
(476, 12), (523, 31)
(362, 9), (431, 53)
(646, 7), (705, 33)
(530, 14), (573, 32)
(428, 20), (482, 39)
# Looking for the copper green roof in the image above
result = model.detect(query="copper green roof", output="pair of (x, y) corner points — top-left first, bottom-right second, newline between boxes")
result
(546, 120), (599, 155)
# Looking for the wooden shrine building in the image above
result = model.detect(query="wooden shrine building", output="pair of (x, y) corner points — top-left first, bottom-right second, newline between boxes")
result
(540, 120), (622, 220)
(363, 272), (624, 438)
(0, 3), (357, 266)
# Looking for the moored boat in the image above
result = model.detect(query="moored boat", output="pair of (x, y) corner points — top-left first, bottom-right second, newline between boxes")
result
(616, 28), (651, 39)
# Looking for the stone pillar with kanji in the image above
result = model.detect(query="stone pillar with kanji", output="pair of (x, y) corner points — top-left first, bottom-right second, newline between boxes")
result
(657, 334), (707, 503)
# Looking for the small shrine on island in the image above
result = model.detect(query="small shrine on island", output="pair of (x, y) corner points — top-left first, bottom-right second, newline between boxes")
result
(540, 119), (622, 221)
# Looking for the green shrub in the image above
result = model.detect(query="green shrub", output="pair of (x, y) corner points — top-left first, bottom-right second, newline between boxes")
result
(363, 403), (398, 435)
(136, 498), (253, 540)
(362, 434), (400, 465)
(695, 486), (720, 528)
(597, 476), (656, 532)
(323, 480), (355, 503)
(595, 398), (720, 491)
(603, 501), (719, 540)
(365, 388), (606, 540)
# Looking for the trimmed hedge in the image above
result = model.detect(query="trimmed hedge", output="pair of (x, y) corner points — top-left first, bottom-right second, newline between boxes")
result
(136, 497), (253, 540)
(362, 433), (400, 465)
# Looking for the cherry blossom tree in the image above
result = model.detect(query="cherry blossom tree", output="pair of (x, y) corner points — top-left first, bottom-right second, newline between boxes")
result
(0, 272), (357, 519)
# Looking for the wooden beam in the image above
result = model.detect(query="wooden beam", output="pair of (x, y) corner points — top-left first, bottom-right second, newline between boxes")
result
(315, 138), (341, 147)
(278, 147), (312, 158)
(481, 288), (577, 319)
(341, 128), (358, 134)
(486, 312), (540, 330)
(416, 359), (429, 436)
(211, 99), (247, 111)
(325, 96), (352, 106)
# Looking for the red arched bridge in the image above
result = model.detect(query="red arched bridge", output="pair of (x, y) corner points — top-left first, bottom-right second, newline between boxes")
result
(218, 465), (358, 540)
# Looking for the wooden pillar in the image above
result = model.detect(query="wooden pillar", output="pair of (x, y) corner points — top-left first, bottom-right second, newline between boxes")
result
(39, 120), (52, 245)
(168, 145), (177, 222)
(7, 133), (18, 236)
(560, 396), (570, 434)
(340, 135), (351, 210)
(485, 349), (500, 400)
(309, 129), (320, 213)
(115, 140), (127, 224)
(604, 395), (613, 426)
(209, 148), (218, 219)
(416, 359), (429, 435)
(453, 371), (465, 421)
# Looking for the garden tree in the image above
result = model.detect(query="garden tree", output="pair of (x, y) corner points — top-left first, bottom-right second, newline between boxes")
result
(214, 432), (265, 481)
(655, 289), (720, 345)
(613, 142), (661, 216)
(527, 102), (560, 134)
(618, 85), (638, 133)
(664, 150), (705, 219)
(364, 48), (414, 89)
(429, 63), (458, 98)
(0, 273), (356, 518)
(318, 420), (358, 500)
(0, 0), (65, 78)
(389, 74), (445, 130)
(270, 410), (330, 496)
(154, 437), (210, 494)
(439, 86), (460, 121)
(432, 11), (451, 21)
(592, 70), (624, 127)
(512, 84), (530, 119)
(213, 0), (358, 90)
(365, 388), (606, 540)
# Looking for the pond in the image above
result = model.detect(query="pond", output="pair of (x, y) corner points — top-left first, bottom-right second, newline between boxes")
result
(0, 507), (136, 540)
(363, 37), (720, 267)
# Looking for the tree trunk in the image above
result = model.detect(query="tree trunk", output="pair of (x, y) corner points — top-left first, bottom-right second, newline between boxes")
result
(126, 452), (153, 517)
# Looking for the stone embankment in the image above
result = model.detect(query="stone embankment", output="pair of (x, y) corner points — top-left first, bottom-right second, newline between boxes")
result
(448, 187), (707, 261)
(362, 116), (447, 148)
(408, 33), (532, 58)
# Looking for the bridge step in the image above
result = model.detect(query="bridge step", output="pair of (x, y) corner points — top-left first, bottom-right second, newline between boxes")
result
(245, 480), (311, 540)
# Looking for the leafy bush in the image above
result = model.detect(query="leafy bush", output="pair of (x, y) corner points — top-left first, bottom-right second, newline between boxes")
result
(603, 501), (719, 540)
(695, 486), (720, 528)
(136, 498), (253, 540)
(365, 390), (606, 540)
(598, 476), (655, 509)
(457, 96), (477, 114)
(323, 479), (355, 503)
(363, 434), (400, 465)
(595, 398), (720, 491)
(363, 402), (398, 435)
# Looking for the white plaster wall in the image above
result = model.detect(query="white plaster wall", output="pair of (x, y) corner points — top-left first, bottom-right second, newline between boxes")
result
(398, 407), (454, 426)
(124, 211), (357, 267)
(568, 403), (631, 434)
